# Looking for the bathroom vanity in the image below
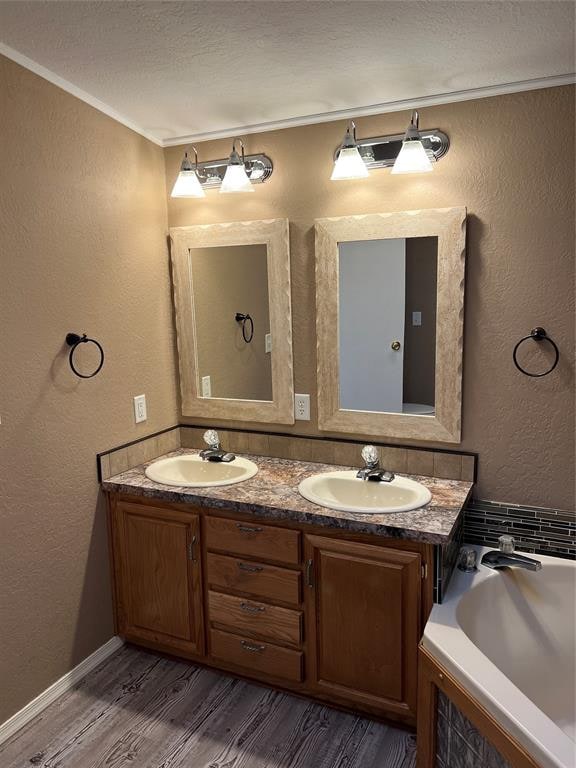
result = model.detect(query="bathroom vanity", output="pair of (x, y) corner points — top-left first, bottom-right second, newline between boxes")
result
(103, 451), (472, 728)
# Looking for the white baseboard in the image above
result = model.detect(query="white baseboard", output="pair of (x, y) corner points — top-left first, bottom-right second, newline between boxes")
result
(0, 635), (124, 746)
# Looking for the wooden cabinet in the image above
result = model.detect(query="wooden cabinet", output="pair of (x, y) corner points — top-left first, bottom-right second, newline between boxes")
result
(304, 535), (422, 720)
(107, 495), (431, 725)
(110, 500), (204, 656)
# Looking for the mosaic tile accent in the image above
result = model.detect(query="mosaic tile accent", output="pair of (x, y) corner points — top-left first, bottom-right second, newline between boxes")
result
(437, 691), (510, 768)
(464, 498), (576, 560)
(433, 513), (464, 602)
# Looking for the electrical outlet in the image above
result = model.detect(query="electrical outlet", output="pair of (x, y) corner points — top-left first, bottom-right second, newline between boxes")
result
(265, 333), (272, 353)
(201, 375), (212, 397)
(295, 393), (310, 421)
(133, 394), (147, 423)
(412, 311), (422, 326)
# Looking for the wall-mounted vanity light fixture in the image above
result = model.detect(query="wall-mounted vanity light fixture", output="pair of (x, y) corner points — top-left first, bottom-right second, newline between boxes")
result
(331, 111), (449, 180)
(331, 121), (369, 181)
(170, 138), (273, 198)
(171, 146), (206, 198)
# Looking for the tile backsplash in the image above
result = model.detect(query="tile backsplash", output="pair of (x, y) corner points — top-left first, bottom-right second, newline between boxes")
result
(179, 426), (477, 482)
(464, 498), (576, 560)
(98, 426), (180, 481)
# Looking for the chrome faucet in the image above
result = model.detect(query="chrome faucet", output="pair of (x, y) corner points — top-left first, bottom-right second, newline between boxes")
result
(356, 445), (395, 482)
(481, 535), (542, 572)
(199, 430), (236, 463)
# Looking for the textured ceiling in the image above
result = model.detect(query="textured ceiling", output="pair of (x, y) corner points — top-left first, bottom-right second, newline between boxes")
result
(0, 1), (574, 145)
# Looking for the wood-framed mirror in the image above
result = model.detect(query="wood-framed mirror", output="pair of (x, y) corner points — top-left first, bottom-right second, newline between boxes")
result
(170, 218), (294, 424)
(315, 207), (466, 443)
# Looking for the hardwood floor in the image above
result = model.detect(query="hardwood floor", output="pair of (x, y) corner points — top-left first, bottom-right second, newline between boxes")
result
(0, 645), (416, 768)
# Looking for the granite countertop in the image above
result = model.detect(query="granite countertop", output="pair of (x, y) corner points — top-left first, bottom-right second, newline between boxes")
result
(102, 449), (472, 544)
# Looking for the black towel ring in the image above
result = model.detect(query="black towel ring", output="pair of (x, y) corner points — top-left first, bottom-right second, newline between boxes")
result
(512, 327), (559, 378)
(235, 312), (254, 343)
(65, 332), (105, 378)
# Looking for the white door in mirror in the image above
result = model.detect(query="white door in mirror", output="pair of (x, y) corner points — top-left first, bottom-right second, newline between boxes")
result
(298, 470), (431, 514)
(145, 454), (258, 487)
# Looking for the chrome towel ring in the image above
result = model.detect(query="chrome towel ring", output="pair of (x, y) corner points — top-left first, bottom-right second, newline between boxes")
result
(512, 327), (559, 378)
(65, 332), (104, 378)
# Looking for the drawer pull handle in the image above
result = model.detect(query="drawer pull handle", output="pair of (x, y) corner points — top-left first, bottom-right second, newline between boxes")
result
(236, 524), (264, 534)
(238, 562), (264, 573)
(241, 640), (265, 653)
(240, 602), (265, 614)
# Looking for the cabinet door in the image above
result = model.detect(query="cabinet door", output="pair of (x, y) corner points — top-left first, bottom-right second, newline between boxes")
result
(114, 501), (204, 656)
(304, 535), (421, 719)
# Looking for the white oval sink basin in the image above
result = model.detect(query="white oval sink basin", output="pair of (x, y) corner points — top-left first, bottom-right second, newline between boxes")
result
(145, 454), (258, 487)
(298, 470), (431, 514)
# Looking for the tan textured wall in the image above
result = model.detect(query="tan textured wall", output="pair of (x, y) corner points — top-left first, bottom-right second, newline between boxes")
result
(0, 56), (178, 722)
(166, 86), (575, 510)
(192, 244), (272, 400)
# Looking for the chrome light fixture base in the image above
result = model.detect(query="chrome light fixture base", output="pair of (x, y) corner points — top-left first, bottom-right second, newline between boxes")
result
(333, 129), (449, 169)
(195, 153), (273, 189)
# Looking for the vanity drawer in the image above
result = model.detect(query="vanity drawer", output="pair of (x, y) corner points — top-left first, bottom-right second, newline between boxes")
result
(208, 590), (303, 646)
(206, 553), (301, 606)
(205, 516), (301, 565)
(210, 628), (303, 682)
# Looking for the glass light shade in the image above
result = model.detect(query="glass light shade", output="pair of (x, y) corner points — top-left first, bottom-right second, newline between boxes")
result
(330, 146), (369, 180)
(171, 170), (205, 197)
(220, 163), (254, 193)
(391, 140), (433, 174)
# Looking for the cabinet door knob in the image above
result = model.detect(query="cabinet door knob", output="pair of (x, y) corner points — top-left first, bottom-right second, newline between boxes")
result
(391, 341), (401, 351)
(187, 535), (197, 562)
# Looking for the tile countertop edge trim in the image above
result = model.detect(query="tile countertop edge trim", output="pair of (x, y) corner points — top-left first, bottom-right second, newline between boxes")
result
(101, 479), (458, 544)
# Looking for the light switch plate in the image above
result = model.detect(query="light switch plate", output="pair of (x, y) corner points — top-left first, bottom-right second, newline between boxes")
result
(412, 311), (422, 326)
(133, 394), (147, 423)
(295, 393), (310, 421)
(265, 333), (272, 353)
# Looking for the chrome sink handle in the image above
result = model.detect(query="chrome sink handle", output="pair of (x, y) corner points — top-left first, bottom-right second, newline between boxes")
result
(200, 429), (236, 462)
(361, 445), (379, 469)
(203, 429), (220, 451)
(357, 445), (395, 482)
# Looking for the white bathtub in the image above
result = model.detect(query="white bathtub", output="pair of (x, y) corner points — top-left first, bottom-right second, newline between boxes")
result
(423, 546), (576, 768)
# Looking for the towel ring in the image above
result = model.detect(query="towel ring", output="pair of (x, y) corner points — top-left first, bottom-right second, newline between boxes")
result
(512, 327), (559, 377)
(65, 333), (105, 378)
(235, 312), (254, 343)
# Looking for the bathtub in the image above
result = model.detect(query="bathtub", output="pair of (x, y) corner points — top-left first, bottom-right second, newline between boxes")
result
(423, 546), (576, 768)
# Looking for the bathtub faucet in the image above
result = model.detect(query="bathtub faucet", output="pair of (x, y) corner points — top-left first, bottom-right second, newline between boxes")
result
(481, 536), (542, 572)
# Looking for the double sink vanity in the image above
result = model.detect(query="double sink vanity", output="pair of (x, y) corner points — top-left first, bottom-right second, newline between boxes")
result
(103, 203), (471, 730)
(103, 440), (472, 728)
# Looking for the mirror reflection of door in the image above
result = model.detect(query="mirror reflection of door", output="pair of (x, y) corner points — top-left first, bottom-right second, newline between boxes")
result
(338, 237), (437, 415)
(190, 244), (273, 402)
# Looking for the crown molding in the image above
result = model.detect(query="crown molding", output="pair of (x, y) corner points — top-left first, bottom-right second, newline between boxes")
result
(1, 42), (573, 149)
(163, 73), (576, 147)
(0, 43), (163, 146)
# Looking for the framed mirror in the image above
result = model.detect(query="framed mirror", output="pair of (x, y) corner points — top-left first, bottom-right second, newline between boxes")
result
(315, 207), (466, 442)
(170, 218), (294, 424)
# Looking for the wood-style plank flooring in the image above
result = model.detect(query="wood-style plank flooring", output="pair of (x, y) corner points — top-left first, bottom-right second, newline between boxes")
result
(0, 645), (416, 768)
